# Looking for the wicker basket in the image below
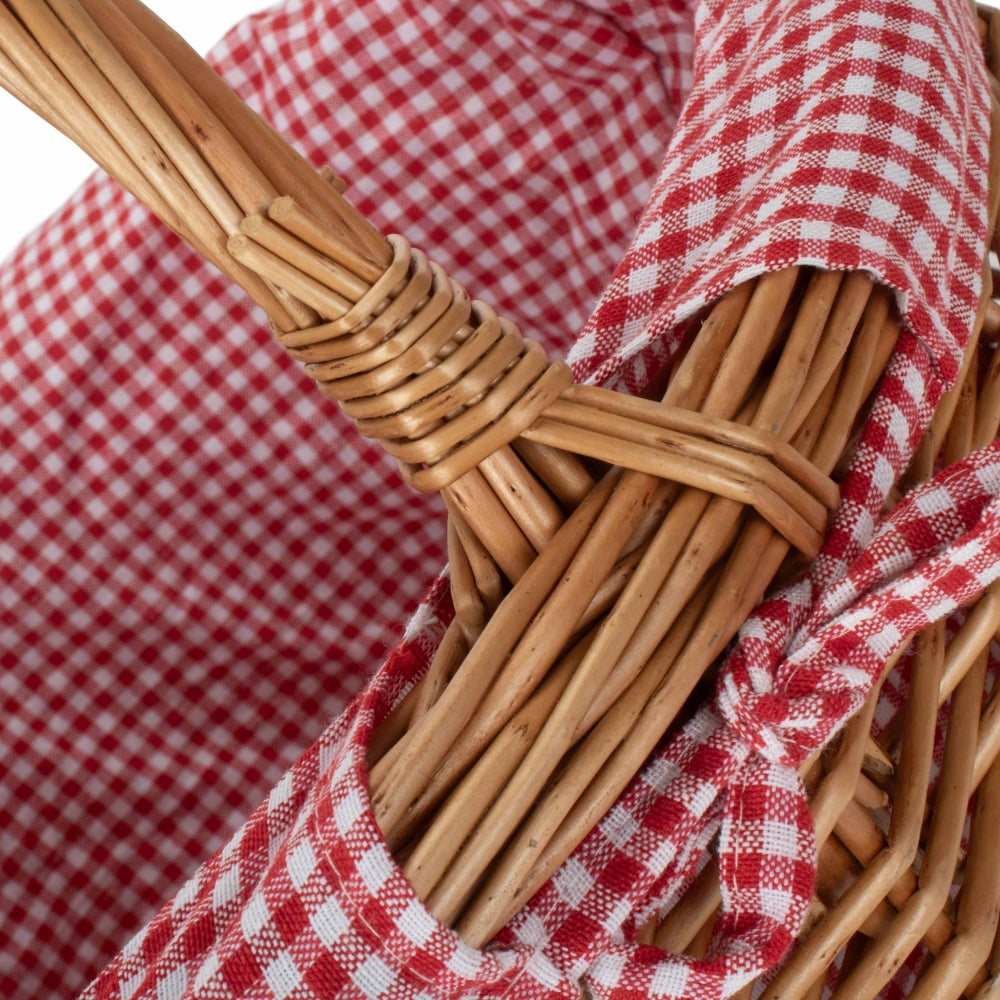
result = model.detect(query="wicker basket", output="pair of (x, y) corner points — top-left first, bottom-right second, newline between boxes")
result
(2, 1), (1000, 997)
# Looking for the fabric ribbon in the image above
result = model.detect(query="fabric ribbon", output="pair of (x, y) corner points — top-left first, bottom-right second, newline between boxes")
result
(533, 443), (1000, 999)
(75, 358), (1000, 1000)
(519, 344), (1000, 997)
(506, 0), (995, 989)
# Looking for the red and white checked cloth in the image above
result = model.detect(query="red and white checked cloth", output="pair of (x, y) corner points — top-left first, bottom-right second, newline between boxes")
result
(0, 0), (995, 998)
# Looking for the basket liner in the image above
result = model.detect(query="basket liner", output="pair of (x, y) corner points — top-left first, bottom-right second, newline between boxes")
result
(571, 0), (989, 396)
(0, 0), (996, 998)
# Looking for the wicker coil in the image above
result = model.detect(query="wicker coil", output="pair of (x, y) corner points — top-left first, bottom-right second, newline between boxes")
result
(2, 1), (1000, 997)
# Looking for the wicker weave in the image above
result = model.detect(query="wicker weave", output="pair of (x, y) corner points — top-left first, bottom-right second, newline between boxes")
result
(1, 1), (998, 997)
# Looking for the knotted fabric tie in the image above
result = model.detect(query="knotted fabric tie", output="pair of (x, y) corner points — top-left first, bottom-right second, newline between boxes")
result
(557, 437), (1000, 1000)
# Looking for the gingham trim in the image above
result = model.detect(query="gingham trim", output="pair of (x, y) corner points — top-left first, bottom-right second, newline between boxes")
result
(569, 0), (989, 400)
(80, 432), (1000, 1000)
(80, 614), (580, 1000)
(513, 368), (1000, 999)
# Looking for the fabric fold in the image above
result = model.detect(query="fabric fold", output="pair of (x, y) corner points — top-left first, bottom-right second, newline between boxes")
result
(570, 0), (989, 400)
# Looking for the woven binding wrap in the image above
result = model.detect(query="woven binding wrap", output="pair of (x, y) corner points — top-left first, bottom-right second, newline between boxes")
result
(235, 211), (838, 553)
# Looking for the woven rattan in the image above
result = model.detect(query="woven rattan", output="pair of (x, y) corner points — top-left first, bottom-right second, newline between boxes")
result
(2, 1), (999, 996)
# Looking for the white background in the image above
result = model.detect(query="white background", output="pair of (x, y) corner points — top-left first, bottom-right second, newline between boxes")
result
(0, 0), (273, 263)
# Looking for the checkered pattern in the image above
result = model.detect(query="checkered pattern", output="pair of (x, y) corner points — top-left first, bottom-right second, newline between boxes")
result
(568, 0), (987, 399)
(0, 0), (995, 999)
(499, 346), (1000, 1000)
(76, 428), (1000, 1000)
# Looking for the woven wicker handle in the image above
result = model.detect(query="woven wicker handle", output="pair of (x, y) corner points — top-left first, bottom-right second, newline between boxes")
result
(0, 0), (839, 561)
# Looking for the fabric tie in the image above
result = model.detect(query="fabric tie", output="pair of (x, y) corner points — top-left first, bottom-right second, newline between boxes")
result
(547, 437), (1000, 1000)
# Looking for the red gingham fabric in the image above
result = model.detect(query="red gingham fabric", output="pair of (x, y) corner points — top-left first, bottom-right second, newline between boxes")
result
(0, 0), (995, 999)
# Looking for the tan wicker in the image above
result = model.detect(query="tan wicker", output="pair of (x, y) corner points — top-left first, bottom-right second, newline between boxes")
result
(2, 1), (999, 995)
